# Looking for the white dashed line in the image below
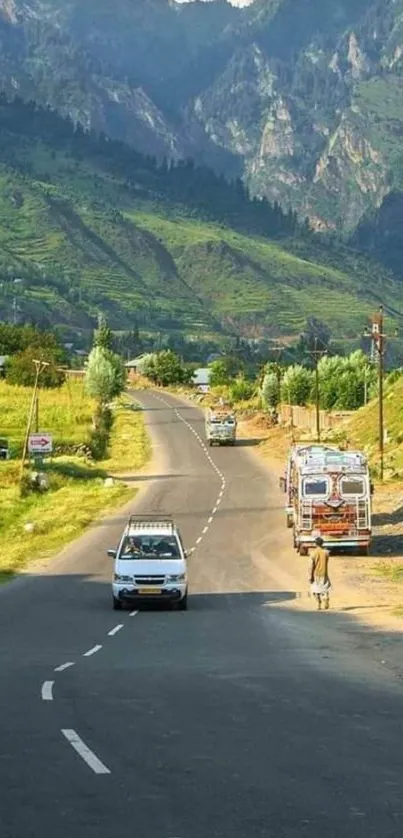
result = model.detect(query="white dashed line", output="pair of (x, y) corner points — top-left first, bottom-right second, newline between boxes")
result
(83, 644), (102, 657)
(54, 662), (75, 673)
(108, 624), (123, 637)
(129, 610), (138, 617)
(156, 396), (228, 551)
(41, 680), (54, 701)
(61, 729), (111, 775)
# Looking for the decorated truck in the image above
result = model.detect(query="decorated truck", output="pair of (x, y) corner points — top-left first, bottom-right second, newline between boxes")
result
(205, 407), (237, 446)
(280, 445), (372, 555)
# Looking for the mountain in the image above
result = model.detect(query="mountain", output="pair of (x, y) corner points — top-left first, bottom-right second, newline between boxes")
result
(3, 0), (403, 237)
(1, 95), (401, 348)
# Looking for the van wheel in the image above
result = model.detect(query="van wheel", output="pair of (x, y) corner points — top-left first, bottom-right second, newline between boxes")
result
(286, 514), (293, 529)
(113, 596), (122, 610)
(178, 593), (188, 611)
(298, 545), (308, 557)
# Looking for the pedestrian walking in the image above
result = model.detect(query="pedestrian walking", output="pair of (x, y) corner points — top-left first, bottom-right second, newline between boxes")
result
(309, 536), (331, 610)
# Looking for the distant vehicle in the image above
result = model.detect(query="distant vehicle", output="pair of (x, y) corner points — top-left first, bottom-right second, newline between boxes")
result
(280, 445), (373, 555)
(108, 515), (188, 610)
(205, 407), (237, 446)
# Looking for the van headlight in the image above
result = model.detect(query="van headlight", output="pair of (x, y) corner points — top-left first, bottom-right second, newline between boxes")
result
(166, 573), (186, 582)
(114, 573), (132, 582)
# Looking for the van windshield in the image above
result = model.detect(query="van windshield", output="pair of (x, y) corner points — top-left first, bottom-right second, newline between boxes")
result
(120, 535), (180, 559)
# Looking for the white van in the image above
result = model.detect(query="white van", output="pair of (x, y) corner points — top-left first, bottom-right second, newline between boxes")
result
(108, 515), (188, 610)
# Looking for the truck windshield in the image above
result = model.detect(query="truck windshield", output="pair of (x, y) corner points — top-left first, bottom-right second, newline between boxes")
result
(120, 536), (180, 559)
(303, 478), (328, 497)
(341, 477), (365, 496)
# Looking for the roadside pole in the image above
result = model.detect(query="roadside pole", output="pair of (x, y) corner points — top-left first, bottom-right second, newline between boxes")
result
(20, 360), (49, 480)
(365, 306), (399, 482)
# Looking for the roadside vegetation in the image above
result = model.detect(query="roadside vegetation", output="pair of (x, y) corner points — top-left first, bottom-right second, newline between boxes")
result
(0, 381), (149, 580)
(0, 317), (150, 581)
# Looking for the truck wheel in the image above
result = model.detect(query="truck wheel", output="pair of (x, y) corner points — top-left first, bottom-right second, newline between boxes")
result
(298, 544), (308, 557)
(286, 514), (293, 529)
(113, 596), (122, 611)
(359, 545), (369, 556)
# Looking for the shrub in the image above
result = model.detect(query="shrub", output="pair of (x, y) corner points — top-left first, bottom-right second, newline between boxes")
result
(6, 347), (65, 388)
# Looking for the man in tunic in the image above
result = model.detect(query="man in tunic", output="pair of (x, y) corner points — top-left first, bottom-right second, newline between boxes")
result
(309, 536), (331, 610)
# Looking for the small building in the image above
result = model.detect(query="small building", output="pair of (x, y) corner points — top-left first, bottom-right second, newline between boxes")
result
(125, 354), (149, 382)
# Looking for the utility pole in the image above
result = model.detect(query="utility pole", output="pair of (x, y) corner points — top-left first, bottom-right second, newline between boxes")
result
(365, 307), (386, 481)
(20, 359), (49, 480)
(306, 338), (326, 443)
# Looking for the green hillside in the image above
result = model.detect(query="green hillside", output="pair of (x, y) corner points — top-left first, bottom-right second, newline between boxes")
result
(0, 96), (402, 345)
(344, 374), (403, 477)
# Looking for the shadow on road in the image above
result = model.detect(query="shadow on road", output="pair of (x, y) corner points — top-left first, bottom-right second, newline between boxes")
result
(372, 505), (403, 527)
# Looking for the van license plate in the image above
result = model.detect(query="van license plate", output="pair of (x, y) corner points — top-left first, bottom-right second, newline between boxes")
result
(138, 587), (161, 594)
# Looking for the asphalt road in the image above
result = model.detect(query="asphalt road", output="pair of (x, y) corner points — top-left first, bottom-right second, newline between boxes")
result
(1, 390), (403, 838)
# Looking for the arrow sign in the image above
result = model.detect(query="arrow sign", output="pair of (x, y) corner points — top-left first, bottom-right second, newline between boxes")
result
(28, 433), (53, 454)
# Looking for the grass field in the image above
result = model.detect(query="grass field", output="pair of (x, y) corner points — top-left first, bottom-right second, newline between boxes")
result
(0, 381), (150, 580)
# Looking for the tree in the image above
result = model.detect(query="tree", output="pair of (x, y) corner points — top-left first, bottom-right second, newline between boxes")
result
(209, 356), (243, 387)
(85, 346), (124, 404)
(154, 350), (193, 387)
(281, 365), (313, 406)
(6, 346), (64, 388)
(261, 371), (281, 409)
(93, 314), (114, 352)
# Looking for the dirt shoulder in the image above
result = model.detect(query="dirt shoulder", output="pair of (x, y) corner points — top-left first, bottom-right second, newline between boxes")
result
(238, 413), (403, 633)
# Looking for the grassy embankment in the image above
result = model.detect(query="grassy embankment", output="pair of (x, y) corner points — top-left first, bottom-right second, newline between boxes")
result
(0, 379), (150, 581)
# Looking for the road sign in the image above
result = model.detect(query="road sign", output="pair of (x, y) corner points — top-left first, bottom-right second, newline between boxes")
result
(0, 437), (9, 460)
(28, 433), (53, 454)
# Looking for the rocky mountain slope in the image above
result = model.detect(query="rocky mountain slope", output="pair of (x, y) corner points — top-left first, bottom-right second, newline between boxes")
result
(1, 95), (401, 346)
(2, 0), (403, 236)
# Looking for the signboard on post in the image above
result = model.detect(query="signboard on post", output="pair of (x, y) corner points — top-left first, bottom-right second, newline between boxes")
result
(28, 433), (53, 454)
(0, 437), (9, 460)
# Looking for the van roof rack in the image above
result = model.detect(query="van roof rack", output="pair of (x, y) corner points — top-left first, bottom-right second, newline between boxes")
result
(127, 514), (175, 532)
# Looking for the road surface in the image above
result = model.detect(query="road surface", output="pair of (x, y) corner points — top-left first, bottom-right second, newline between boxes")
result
(1, 390), (403, 838)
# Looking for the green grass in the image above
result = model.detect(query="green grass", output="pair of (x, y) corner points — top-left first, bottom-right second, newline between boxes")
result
(372, 561), (403, 582)
(130, 211), (402, 335)
(343, 374), (403, 476)
(0, 381), (150, 578)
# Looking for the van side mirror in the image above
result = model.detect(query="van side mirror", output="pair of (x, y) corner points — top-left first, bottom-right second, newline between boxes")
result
(107, 549), (117, 559)
(279, 476), (286, 492)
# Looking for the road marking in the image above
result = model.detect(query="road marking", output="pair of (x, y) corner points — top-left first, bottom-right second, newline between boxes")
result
(61, 729), (111, 775)
(108, 624), (123, 637)
(54, 662), (75, 673)
(41, 680), (54, 701)
(129, 610), (138, 617)
(203, 525), (209, 534)
(83, 644), (102, 657)
(208, 516), (213, 523)
(195, 536), (202, 545)
(212, 507), (218, 514)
